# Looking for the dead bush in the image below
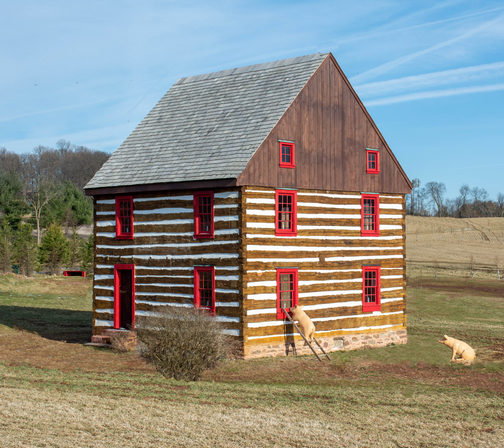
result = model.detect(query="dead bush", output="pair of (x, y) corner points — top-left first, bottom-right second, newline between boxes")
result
(136, 306), (234, 381)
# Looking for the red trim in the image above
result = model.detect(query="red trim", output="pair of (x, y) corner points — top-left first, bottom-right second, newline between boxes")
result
(63, 270), (86, 277)
(113, 264), (135, 329)
(276, 268), (299, 319)
(194, 266), (216, 313)
(362, 266), (381, 312)
(279, 142), (295, 168)
(193, 191), (215, 239)
(275, 190), (297, 236)
(115, 196), (134, 239)
(366, 150), (380, 174)
(361, 194), (380, 236)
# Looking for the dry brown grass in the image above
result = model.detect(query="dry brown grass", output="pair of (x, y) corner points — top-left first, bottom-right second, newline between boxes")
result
(407, 216), (504, 278)
(1, 271), (503, 447)
(1, 365), (503, 448)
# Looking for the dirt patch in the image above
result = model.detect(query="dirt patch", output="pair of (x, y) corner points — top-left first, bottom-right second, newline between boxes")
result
(407, 277), (504, 297)
(204, 357), (504, 394)
(0, 330), (153, 373)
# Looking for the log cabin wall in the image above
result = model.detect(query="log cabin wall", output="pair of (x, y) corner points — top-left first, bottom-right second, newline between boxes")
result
(91, 187), (243, 343)
(240, 186), (407, 356)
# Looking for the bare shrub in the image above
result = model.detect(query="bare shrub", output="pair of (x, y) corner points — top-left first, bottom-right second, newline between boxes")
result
(136, 307), (235, 381)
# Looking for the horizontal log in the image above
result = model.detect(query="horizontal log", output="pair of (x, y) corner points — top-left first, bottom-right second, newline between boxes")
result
(243, 291), (404, 311)
(244, 324), (405, 346)
(246, 312), (405, 337)
(244, 238), (403, 248)
(243, 268), (404, 283)
(96, 255), (240, 268)
(244, 290), (404, 310)
(244, 277), (404, 295)
(96, 243), (240, 257)
(96, 188), (240, 202)
(244, 301), (405, 323)
(243, 258), (405, 271)
(95, 234), (239, 246)
(96, 221), (240, 234)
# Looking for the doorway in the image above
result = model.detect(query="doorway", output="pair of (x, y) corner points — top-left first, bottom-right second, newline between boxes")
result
(113, 264), (135, 329)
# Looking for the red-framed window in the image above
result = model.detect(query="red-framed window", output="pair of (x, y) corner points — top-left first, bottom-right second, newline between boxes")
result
(361, 194), (379, 236)
(194, 266), (215, 313)
(276, 268), (298, 319)
(115, 196), (134, 239)
(362, 266), (381, 312)
(193, 191), (214, 239)
(366, 149), (380, 174)
(113, 264), (135, 329)
(279, 142), (295, 168)
(275, 190), (297, 236)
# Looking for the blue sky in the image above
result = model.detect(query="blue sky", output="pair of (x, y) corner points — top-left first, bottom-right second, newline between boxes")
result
(1, 0), (503, 199)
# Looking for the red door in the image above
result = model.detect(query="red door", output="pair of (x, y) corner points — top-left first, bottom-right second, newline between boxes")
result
(113, 264), (135, 329)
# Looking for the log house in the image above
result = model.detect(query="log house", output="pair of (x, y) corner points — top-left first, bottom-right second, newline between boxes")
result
(85, 53), (411, 357)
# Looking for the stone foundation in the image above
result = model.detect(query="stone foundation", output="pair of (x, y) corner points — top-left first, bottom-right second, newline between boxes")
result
(243, 329), (407, 359)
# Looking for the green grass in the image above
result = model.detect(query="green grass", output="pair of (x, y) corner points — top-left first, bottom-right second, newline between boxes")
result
(0, 274), (503, 447)
(0, 274), (92, 342)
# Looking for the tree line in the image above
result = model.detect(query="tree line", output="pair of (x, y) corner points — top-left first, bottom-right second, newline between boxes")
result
(406, 178), (504, 217)
(0, 141), (109, 275)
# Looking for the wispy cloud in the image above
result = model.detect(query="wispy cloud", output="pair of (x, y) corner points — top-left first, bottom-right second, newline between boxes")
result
(356, 61), (504, 97)
(364, 83), (504, 106)
(352, 13), (504, 83)
(337, 4), (504, 46)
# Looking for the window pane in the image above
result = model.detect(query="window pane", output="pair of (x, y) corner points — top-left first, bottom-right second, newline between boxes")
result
(197, 195), (212, 234)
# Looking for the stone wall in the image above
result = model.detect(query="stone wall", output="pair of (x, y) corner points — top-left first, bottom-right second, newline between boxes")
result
(243, 329), (407, 359)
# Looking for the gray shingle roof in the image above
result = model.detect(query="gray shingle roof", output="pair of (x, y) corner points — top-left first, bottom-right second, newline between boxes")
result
(85, 53), (328, 190)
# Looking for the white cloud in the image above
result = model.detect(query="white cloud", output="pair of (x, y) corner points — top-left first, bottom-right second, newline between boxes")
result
(364, 82), (504, 106)
(356, 61), (504, 97)
(351, 13), (504, 83)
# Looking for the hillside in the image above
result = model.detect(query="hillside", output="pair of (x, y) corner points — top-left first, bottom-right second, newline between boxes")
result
(406, 216), (504, 277)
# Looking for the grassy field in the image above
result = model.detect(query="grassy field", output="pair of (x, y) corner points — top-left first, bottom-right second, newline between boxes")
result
(406, 216), (504, 278)
(0, 274), (503, 447)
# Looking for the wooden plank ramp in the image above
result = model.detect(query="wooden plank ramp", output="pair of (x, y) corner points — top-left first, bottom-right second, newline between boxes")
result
(281, 308), (331, 361)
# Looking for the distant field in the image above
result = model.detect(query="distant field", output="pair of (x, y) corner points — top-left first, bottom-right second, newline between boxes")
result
(407, 216), (504, 278)
(0, 274), (503, 447)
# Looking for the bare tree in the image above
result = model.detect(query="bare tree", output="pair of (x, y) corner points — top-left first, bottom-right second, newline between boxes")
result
(497, 193), (504, 217)
(22, 146), (60, 245)
(424, 181), (447, 217)
(0, 148), (22, 176)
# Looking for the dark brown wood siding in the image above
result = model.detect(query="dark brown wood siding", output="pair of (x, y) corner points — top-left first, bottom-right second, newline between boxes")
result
(237, 56), (411, 194)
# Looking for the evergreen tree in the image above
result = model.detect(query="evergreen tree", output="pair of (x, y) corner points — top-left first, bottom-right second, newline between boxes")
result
(80, 234), (94, 274)
(67, 228), (82, 269)
(42, 181), (92, 229)
(0, 219), (13, 273)
(0, 173), (28, 230)
(39, 223), (69, 275)
(14, 223), (38, 276)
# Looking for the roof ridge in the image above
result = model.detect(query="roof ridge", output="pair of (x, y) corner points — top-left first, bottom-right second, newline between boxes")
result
(175, 52), (328, 85)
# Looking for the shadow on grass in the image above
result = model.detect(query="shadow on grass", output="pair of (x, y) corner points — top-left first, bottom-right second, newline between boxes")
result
(0, 305), (92, 343)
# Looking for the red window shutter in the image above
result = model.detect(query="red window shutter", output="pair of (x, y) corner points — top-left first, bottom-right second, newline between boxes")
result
(362, 266), (381, 312)
(193, 191), (215, 239)
(194, 266), (216, 314)
(361, 194), (380, 236)
(115, 196), (134, 239)
(275, 190), (297, 236)
(276, 268), (299, 319)
(366, 150), (380, 174)
(279, 142), (295, 168)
